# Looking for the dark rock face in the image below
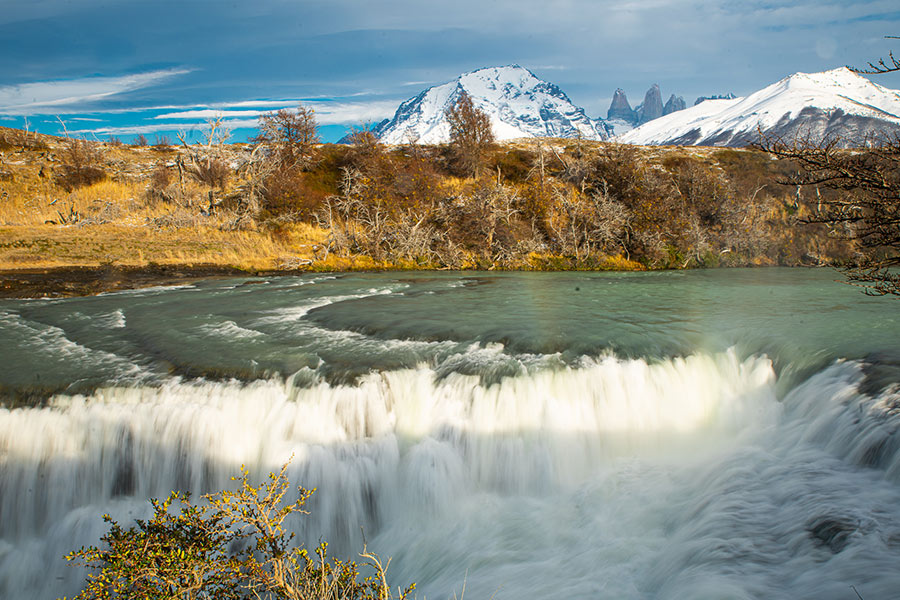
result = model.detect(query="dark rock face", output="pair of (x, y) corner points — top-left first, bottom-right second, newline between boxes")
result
(663, 94), (686, 115)
(637, 84), (663, 124)
(694, 93), (737, 106)
(607, 86), (686, 127)
(607, 88), (636, 123)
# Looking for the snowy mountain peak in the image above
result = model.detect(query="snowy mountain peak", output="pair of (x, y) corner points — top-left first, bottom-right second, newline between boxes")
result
(374, 65), (610, 144)
(783, 66), (861, 86)
(617, 67), (900, 147)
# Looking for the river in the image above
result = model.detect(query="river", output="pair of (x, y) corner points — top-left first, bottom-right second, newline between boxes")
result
(1, 268), (899, 599)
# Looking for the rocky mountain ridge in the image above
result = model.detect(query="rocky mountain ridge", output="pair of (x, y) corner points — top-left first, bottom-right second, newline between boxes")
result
(605, 85), (687, 131)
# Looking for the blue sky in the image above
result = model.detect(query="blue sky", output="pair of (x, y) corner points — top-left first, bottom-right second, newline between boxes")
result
(1, 0), (899, 143)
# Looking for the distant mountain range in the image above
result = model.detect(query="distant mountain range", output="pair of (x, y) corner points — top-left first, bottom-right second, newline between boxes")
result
(368, 65), (900, 147)
(617, 68), (900, 147)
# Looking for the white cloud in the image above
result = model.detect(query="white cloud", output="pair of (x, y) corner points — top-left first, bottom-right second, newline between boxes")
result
(70, 120), (258, 137)
(0, 68), (193, 115)
(309, 100), (398, 125)
(154, 109), (269, 120)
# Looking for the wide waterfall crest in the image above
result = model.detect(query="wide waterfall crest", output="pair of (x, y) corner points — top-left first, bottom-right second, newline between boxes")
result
(0, 350), (779, 595)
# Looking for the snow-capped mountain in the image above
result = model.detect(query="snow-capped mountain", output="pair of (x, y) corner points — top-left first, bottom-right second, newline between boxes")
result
(373, 65), (611, 144)
(617, 67), (900, 147)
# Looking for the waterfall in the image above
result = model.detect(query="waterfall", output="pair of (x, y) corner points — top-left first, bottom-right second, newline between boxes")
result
(4, 349), (900, 599)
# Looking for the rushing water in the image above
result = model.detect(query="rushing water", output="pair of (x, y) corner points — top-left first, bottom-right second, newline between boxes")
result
(1, 268), (899, 599)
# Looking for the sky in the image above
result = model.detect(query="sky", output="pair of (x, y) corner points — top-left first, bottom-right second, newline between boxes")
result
(1, 0), (899, 143)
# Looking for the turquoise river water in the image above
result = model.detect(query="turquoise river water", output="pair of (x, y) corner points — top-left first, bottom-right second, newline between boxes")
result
(1, 268), (899, 599)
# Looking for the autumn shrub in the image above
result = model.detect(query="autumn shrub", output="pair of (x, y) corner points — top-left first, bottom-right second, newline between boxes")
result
(150, 162), (171, 190)
(65, 462), (414, 600)
(0, 132), (15, 152)
(345, 146), (442, 217)
(586, 144), (646, 201)
(54, 139), (107, 192)
(344, 127), (382, 164)
(430, 180), (521, 262)
(546, 186), (632, 260)
(663, 155), (727, 226)
(145, 162), (175, 205)
(152, 135), (172, 152)
(488, 146), (536, 183)
(258, 167), (325, 223)
(190, 157), (230, 189)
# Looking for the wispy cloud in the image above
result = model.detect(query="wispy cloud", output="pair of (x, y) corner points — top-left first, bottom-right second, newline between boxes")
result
(69, 122), (221, 137)
(140, 100), (397, 129)
(0, 68), (193, 115)
(310, 100), (398, 125)
(154, 109), (267, 120)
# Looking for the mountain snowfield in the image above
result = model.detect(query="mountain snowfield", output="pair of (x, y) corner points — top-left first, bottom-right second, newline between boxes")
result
(373, 65), (611, 144)
(617, 67), (900, 146)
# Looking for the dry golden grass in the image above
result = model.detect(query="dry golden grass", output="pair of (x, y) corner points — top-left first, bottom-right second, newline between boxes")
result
(0, 223), (327, 271)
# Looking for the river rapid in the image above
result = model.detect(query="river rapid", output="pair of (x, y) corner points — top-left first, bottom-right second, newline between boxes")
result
(1, 268), (899, 599)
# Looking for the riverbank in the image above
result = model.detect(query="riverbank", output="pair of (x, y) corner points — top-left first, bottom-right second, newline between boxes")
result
(0, 264), (262, 298)
(0, 252), (651, 298)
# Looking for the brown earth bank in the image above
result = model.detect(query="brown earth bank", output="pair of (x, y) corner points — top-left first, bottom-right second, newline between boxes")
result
(0, 264), (264, 298)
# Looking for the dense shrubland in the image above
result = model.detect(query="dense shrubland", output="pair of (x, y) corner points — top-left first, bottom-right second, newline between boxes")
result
(0, 115), (858, 272)
(255, 133), (852, 270)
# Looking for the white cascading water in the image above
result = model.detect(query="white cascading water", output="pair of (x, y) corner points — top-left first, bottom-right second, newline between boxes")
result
(3, 347), (900, 599)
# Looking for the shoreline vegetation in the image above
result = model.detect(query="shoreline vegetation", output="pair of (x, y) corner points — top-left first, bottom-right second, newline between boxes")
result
(0, 120), (858, 298)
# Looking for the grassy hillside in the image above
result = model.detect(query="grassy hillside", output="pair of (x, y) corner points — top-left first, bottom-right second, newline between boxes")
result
(0, 125), (855, 289)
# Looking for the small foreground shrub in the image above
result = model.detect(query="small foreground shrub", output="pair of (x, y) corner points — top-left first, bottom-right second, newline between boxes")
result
(64, 461), (414, 600)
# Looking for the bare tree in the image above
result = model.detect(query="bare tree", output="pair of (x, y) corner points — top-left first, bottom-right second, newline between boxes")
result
(853, 35), (900, 74)
(445, 92), (495, 177)
(761, 135), (900, 294)
(177, 117), (231, 192)
(255, 103), (320, 169)
(318, 167), (387, 258)
(548, 186), (631, 261)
